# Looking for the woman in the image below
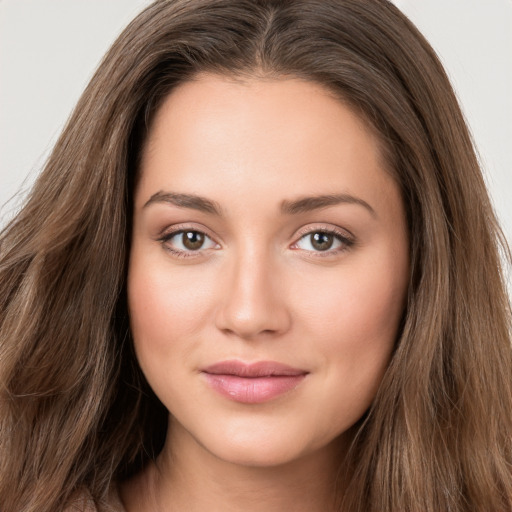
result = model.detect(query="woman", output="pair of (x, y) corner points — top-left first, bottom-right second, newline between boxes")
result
(0, 1), (511, 511)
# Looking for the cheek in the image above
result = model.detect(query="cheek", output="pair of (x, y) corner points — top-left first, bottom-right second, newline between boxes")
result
(126, 253), (219, 415)
(297, 258), (406, 350)
(295, 249), (407, 402)
(127, 248), (215, 368)
(299, 258), (406, 430)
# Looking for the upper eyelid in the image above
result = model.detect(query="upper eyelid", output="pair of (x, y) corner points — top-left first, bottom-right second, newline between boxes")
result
(158, 223), (220, 243)
(293, 224), (355, 241)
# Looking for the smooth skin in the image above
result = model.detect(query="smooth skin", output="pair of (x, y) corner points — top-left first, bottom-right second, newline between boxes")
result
(122, 74), (409, 511)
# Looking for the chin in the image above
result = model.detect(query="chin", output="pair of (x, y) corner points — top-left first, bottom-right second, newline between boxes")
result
(190, 419), (343, 470)
(213, 441), (304, 468)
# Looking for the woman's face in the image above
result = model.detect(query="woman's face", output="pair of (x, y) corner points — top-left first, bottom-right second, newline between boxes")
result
(128, 74), (409, 467)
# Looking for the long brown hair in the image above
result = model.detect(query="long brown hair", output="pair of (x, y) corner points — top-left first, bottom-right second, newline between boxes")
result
(1, 1), (511, 511)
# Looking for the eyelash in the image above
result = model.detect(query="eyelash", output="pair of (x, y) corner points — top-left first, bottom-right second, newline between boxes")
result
(291, 226), (355, 257)
(157, 225), (355, 259)
(158, 227), (219, 259)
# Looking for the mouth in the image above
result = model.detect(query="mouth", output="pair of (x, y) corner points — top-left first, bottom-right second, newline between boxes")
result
(201, 360), (308, 404)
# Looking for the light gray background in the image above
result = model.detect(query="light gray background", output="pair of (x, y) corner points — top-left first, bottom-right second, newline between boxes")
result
(1, 0), (511, 252)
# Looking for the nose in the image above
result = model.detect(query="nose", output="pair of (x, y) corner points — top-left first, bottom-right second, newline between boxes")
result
(214, 247), (292, 340)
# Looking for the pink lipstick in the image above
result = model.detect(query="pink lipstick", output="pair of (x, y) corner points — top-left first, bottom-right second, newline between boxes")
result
(202, 360), (308, 404)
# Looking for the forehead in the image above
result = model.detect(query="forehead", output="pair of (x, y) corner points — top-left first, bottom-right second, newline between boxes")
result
(136, 74), (398, 219)
(143, 73), (380, 158)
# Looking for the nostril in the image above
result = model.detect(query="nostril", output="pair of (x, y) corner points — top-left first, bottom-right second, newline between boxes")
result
(215, 301), (291, 340)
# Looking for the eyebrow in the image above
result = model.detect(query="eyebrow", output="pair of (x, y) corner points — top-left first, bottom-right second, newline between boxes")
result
(143, 191), (222, 215)
(280, 193), (376, 217)
(143, 191), (376, 218)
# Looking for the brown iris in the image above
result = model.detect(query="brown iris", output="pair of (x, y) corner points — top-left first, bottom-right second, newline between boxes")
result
(310, 232), (334, 251)
(182, 231), (205, 250)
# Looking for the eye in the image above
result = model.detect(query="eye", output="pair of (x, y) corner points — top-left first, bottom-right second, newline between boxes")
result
(160, 229), (218, 254)
(292, 229), (353, 254)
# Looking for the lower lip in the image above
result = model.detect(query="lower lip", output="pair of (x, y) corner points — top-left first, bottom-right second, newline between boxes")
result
(202, 373), (306, 404)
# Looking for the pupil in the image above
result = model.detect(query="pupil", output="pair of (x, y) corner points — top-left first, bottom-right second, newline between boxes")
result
(311, 232), (333, 251)
(183, 231), (204, 250)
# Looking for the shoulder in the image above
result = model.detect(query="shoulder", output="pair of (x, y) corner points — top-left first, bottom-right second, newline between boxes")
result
(65, 484), (125, 512)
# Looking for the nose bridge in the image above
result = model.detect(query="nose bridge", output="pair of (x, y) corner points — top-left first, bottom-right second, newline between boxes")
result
(216, 240), (290, 339)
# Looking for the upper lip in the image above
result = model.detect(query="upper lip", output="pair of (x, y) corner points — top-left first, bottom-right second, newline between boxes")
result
(202, 360), (308, 378)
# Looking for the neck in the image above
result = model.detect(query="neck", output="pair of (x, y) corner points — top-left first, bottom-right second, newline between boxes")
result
(121, 419), (350, 512)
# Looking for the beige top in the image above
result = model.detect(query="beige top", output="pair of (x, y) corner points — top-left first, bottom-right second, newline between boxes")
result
(66, 484), (125, 512)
